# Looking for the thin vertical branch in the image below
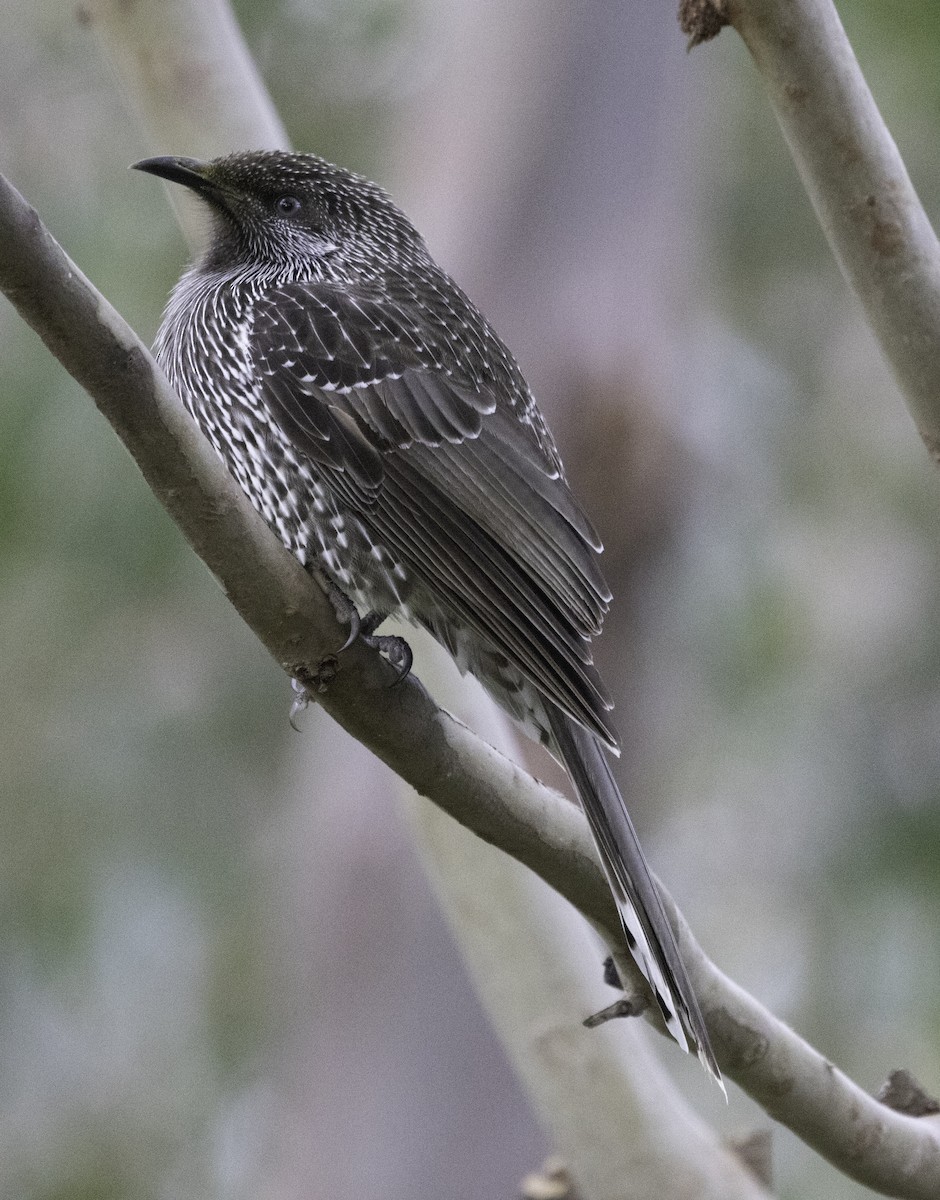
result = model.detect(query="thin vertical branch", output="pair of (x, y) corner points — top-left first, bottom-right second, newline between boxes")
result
(719, 0), (940, 456)
(82, 0), (288, 247)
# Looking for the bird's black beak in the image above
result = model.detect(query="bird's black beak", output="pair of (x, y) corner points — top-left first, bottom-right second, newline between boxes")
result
(131, 156), (217, 196)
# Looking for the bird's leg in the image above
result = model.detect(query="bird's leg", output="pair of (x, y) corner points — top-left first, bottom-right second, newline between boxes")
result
(289, 592), (412, 725)
(325, 580), (361, 652)
(323, 585), (414, 682)
(326, 585), (413, 682)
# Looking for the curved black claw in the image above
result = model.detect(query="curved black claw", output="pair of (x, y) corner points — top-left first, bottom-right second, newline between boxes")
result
(325, 581), (361, 652)
(312, 589), (412, 689)
(364, 632), (413, 685)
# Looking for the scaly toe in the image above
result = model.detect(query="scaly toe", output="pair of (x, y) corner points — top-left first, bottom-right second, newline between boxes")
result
(289, 677), (311, 731)
(364, 632), (413, 685)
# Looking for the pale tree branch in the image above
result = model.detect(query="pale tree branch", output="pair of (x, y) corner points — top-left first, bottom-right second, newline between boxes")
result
(81, 0), (288, 248)
(2, 168), (940, 1196)
(684, 0), (940, 455)
(675, 0), (940, 1194)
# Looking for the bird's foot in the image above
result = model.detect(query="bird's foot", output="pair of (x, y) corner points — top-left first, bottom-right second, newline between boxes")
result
(359, 611), (413, 684)
(323, 587), (410, 679)
(289, 589), (412, 727)
(365, 631), (413, 684)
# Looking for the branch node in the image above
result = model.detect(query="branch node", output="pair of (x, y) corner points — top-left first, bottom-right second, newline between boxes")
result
(678, 0), (732, 49)
(877, 1069), (940, 1117)
(583, 994), (648, 1028)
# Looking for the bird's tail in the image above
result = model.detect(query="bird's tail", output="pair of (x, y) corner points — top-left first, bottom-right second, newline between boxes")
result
(547, 706), (722, 1086)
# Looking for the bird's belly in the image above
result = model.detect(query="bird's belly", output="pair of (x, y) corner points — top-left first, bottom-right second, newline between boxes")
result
(195, 395), (412, 619)
(189, 383), (552, 744)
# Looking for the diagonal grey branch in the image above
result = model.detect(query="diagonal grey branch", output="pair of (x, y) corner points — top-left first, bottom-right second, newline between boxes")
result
(1, 170), (939, 1197)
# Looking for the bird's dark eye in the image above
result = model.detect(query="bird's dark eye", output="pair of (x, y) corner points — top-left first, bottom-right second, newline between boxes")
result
(276, 195), (302, 215)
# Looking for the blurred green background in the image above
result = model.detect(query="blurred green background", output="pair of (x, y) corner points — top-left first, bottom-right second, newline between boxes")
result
(1, 1), (939, 1197)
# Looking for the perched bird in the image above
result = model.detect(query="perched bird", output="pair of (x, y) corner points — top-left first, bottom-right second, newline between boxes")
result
(134, 150), (720, 1082)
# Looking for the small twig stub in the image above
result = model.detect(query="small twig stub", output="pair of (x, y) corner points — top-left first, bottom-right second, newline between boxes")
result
(678, 0), (731, 48)
(877, 1070), (940, 1118)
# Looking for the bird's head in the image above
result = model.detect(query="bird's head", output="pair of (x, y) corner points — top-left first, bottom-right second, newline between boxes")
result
(133, 150), (428, 281)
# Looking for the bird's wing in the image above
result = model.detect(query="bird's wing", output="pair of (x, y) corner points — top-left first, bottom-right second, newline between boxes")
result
(251, 279), (616, 744)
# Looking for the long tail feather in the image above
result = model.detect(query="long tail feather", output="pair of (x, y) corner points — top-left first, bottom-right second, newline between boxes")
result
(547, 705), (722, 1087)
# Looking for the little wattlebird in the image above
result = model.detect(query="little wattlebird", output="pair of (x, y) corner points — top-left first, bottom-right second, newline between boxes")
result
(133, 150), (720, 1084)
